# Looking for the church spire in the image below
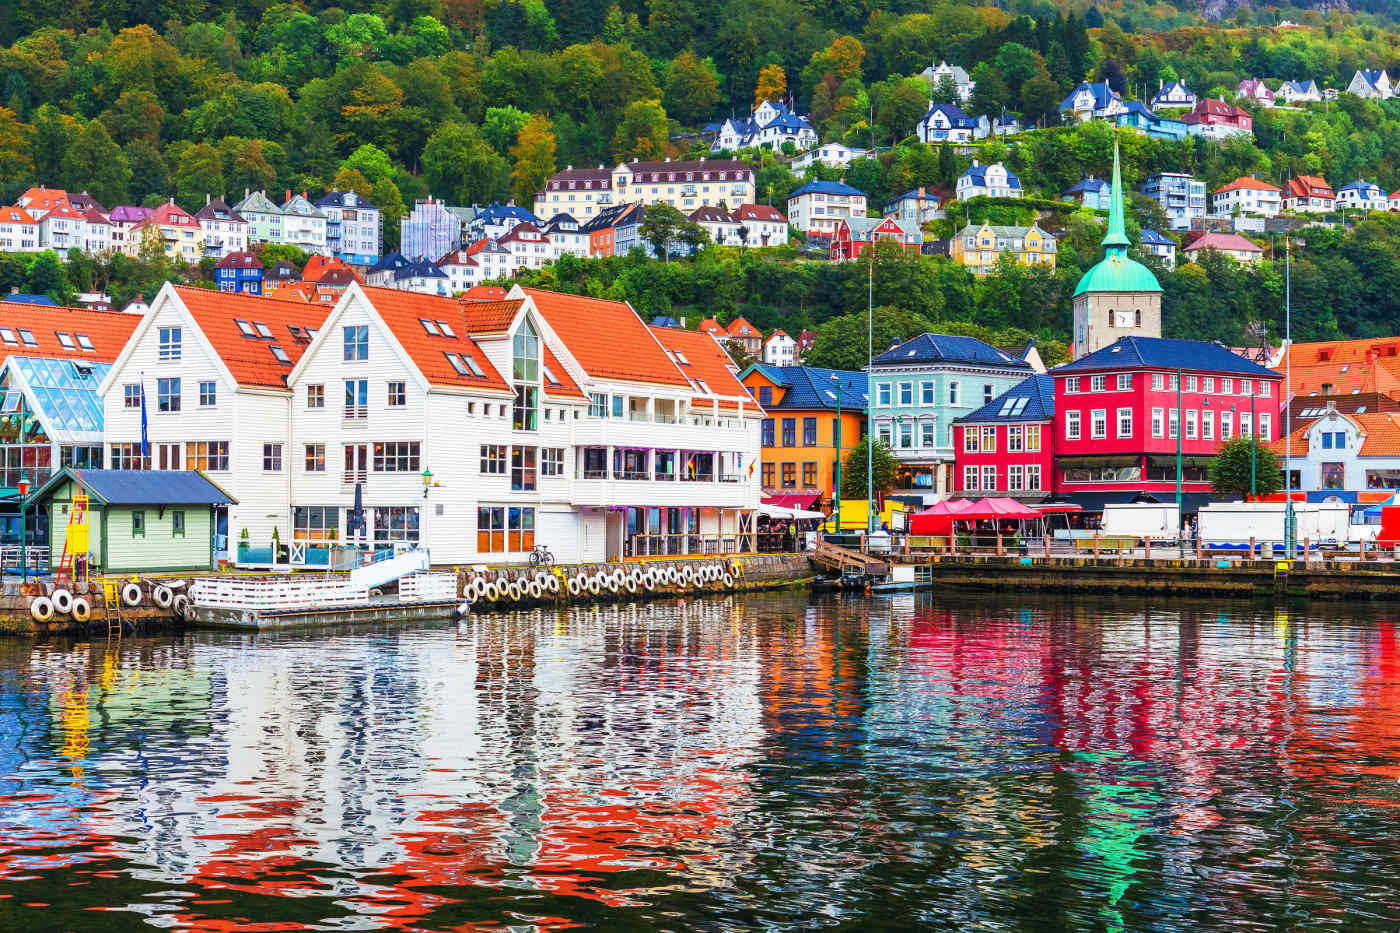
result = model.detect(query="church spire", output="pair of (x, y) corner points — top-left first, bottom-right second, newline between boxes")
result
(1102, 136), (1130, 254)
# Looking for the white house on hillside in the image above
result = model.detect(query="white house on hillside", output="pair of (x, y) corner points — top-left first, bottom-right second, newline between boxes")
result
(1348, 69), (1393, 99)
(956, 162), (1021, 201)
(919, 62), (975, 102)
(1279, 79), (1322, 104)
(790, 143), (870, 171)
(762, 331), (796, 366)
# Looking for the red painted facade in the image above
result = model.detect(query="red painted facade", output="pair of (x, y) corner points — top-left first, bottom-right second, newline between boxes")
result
(952, 420), (1054, 495)
(829, 218), (919, 260)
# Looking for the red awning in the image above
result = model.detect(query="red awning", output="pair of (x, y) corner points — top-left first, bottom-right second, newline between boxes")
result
(763, 493), (821, 510)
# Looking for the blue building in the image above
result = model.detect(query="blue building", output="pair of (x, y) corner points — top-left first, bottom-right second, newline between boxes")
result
(1138, 228), (1177, 269)
(316, 189), (381, 266)
(1064, 176), (1111, 210)
(1115, 101), (1189, 141)
(214, 251), (264, 295)
(1142, 172), (1206, 231)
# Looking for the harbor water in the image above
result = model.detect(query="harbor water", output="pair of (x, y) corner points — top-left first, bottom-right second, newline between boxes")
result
(2, 592), (1399, 930)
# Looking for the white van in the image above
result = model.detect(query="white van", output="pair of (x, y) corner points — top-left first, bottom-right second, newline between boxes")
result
(1101, 503), (1180, 539)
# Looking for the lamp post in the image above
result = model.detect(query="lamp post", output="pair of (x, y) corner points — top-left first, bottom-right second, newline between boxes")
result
(1176, 368), (1183, 556)
(1250, 388), (1257, 499)
(1284, 237), (1296, 555)
(866, 246), (876, 535)
(830, 373), (842, 530)
(421, 468), (434, 563)
(17, 474), (30, 584)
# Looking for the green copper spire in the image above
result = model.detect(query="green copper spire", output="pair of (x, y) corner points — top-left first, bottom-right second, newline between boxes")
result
(1102, 136), (1130, 252)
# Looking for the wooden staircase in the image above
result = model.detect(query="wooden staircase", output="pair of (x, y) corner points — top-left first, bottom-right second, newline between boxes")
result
(810, 539), (890, 577)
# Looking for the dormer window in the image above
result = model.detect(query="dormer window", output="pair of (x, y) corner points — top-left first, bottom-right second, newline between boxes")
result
(254, 322), (273, 338)
(236, 319), (256, 337)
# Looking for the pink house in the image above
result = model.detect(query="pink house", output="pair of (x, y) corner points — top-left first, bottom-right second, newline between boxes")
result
(1052, 336), (1283, 511)
(1184, 98), (1253, 139)
(953, 375), (1055, 498)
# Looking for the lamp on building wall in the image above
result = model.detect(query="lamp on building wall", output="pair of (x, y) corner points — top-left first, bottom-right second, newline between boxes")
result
(421, 467), (435, 498)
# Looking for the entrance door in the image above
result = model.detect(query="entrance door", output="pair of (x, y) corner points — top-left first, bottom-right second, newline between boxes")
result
(605, 511), (624, 561)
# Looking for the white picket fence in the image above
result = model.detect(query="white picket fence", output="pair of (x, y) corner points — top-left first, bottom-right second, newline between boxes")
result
(399, 571), (458, 602)
(192, 576), (369, 611)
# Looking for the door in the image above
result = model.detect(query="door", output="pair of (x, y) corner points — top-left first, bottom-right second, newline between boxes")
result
(605, 511), (624, 562)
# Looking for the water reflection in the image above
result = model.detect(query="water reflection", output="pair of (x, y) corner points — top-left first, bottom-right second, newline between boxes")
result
(2, 594), (1400, 930)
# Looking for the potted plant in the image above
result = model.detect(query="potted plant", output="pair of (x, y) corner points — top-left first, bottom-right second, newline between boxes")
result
(271, 526), (286, 563)
(237, 527), (251, 561)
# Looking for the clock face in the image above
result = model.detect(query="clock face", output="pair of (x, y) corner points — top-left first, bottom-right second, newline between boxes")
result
(1114, 309), (1136, 328)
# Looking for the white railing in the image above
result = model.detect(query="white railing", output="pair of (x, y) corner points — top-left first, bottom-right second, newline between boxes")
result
(0, 546), (49, 573)
(399, 571), (457, 602)
(192, 576), (369, 611)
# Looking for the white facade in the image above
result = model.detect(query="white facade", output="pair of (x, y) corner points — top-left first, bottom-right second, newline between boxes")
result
(785, 184), (867, 239)
(1279, 409), (1400, 493)
(763, 332), (796, 366)
(38, 207), (85, 253)
(916, 104), (974, 144)
(919, 62), (974, 102)
(956, 162), (1022, 201)
(734, 205), (788, 247)
(280, 194), (329, 255)
(1335, 181), (1386, 210)
(790, 144), (869, 171)
(1212, 180), (1282, 217)
(80, 214), (112, 255)
(1348, 70), (1393, 99)
(0, 208), (40, 252)
(1279, 80), (1322, 104)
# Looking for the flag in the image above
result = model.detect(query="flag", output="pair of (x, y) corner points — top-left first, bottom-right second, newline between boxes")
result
(139, 376), (149, 466)
(747, 460), (756, 477)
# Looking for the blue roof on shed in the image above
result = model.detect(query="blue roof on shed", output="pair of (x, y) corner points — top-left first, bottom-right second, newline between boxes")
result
(34, 469), (237, 505)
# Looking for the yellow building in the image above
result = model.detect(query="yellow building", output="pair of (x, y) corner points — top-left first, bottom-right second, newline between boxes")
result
(951, 221), (1057, 275)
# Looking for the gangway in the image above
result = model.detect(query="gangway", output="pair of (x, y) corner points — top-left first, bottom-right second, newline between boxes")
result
(810, 539), (890, 577)
(348, 547), (431, 591)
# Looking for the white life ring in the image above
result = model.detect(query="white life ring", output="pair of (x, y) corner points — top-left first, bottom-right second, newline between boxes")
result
(567, 577), (580, 597)
(625, 576), (638, 594)
(722, 572), (735, 588)
(505, 580), (520, 601)
(602, 575), (616, 593)
(51, 588), (74, 614)
(71, 597), (92, 623)
(546, 574), (559, 594)
(587, 575), (602, 596)
(484, 580), (500, 601)
(30, 597), (54, 622)
(122, 582), (143, 606)
(173, 593), (189, 616)
(527, 579), (543, 600)
(643, 568), (657, 589)
(152, 585), (174, 609)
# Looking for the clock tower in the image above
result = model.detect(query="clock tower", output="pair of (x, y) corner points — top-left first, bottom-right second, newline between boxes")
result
(1071, 140), (1163, 360)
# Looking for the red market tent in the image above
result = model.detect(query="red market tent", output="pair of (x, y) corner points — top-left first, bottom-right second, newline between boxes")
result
(909, 498), (977, 536)
(970, 497), (1043, 520)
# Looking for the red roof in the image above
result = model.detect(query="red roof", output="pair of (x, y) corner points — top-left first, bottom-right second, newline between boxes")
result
(1183, 232), (1262, 254)
(215, 251), (262, 269)
(42, 203), (85, 222)
(302, 255), (361, 285)
(649, 326), (755, 404)
(142, 201), (198, 227)
(0, 303), (139, 362)
(81, 207), (111, 225)
(359, 286), (508, 392)
(0, 206), (37, 225)
(1214, 176), (1281, 194)
(736, 204), (787, 223)
(460, 300), (522, 334)
(697, 317), (723, 334)
(1284, 175), (1333, 199)
(726, 316), (758, 338)
(171, 286), (330, 389)
(16, 187), (70, 214)
(462, 285), (507, 301)
(522, 288), (691, 388)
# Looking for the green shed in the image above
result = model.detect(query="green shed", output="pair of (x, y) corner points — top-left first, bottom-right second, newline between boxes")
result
(31, 469), (237, 573)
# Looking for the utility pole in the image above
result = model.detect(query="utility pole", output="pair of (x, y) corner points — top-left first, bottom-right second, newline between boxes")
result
(1176, 367), (1184, 557)
(867, 248), (876, 534)
(1285, 236), (1296, 554)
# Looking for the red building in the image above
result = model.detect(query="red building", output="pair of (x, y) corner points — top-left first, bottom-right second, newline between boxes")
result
(1184, 98), (1254, 138)
(953, 375), (1055, 498)
(829, 217), (921, 260)
(1052, 336), (1284, 511)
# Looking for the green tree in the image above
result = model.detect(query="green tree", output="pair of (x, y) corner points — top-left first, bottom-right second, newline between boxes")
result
(878, 81), (928, 141)
(663, 51), (721, 125)
(805, 306), (932, 370)
(61, 120), (131, 206)
(341, 143), (395, 185)
(840, 436), (898, 499)
(639, 203), (686, 261)
(422, 122), (509, 205)
(1209, 436), (1283, 500)
(509, 113), (556, 204)
(175, 143), (226, 210)
(482, 105), (530, 153)
(611, 98), (668, 161)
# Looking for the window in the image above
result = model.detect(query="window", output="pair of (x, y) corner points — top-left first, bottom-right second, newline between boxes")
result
(899, 422), (914, 449)
(611, 396), (623, 418)
(124, 384), (140, 408)
(1185, 375), (1198, 392)
(56, 331), (75, 350)
(1091, 409), (1107, 439)
(420, 318), (440, 335)
(899, 382), (913, 406)
(1152, 373), (1164, 391)
(761, 462), (775, 487)
(185, 441), (229, 471)
(588, 392), (608, 417)
(513, 318), (539, 382)
(781, 463), (797, 488)
(172, 510), (185, 537)
(293, 506), (339, 543)
(373, 505), (420, 547)
(373, 441), (421, 472)
(235, 319), (255, 337)
(17, 329), (36, 347)
(984, 384), (994, 404)
(1066, 411), (1081, 440)
(948, 382), (959, 405)
(964, 428), (979, 453)
(1222, 378), (1234, 395)
(344, 379), (367, 418)
(254, 322), (273, 339)
(1185, 409), (1198, 439)
(1027, 464), (1042, 490)
(1008, 465), (1025, 491)
(1221, 410), (1233, 439)
(920, 381), (935, 404)
(305, 443), (325, 472)
(1240, 413), (1252, 438)
(1203, 377), (1215, 394)
(982, 465), (997, 491)
(1259, 382), (1271, 398)
(1091, 375), (1106, 393)
(781, 418), (796, 446)
(307, 384), (324, 408)
(511, 446), (537, 490)
(157, 377), (180, 412)
(981, 425), (996, 452)
(1026, 425), (1041, 452)
(158, 327), (181, 360)
(1321, 462), (1345, 490)
(1203, 410), (1214, 440)
(131, 510), (145, 536)
(1008, 425), (1024, 451)
(541, 447), (564, 476)
(877, 383), (891, 406)
(1168, 408), (1179, 439)
(1259, 413), (1271, 441)
(387, 381), (406, 406)
(803, 462), (818, 487)
(921, 422), (935, 447)
(269, 345), (291, 365)
(156, 443), (180, 470)
(761, 419), (775, 447)
(199, 381), (216, 406)
(1117, 408), (1133, 438)
(1169, 373), (1179, 390)
(343, 325), (368, 361)
(263, 443), (282, 471)
(477, 506), (505, 552)
(802, 417), (817, 446)
(758, 386), (773, 406)
(1116, 373), (1132, 391)
(963, 465), (979, 491)
(1066, 377), (1081, 394)
(109, 443), (144, 469)
(480, 444), (506, 475)
(1241, 379), (1253, 396)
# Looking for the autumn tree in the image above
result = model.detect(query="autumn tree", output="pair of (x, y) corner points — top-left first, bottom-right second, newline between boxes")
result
(332, 167), (374, 200)
(510, 113), (556, 203)
(663, 51), (721, 125)
(755, 64), (786, 107)
(610, 98), (668, 161)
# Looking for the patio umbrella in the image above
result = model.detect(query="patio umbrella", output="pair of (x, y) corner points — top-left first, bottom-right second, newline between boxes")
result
(349, 482), (366, 541)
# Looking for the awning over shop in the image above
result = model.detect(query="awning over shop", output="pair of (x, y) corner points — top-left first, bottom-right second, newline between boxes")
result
(763, 493), (821, 511)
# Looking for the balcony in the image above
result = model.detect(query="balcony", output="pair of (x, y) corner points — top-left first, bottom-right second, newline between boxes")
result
(342, 406), (367, 427)
(341, 469), (368, 486)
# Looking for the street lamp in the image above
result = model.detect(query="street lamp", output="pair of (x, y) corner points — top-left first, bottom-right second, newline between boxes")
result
(421, 467), (434, 498)
(16, 474), (30, 584)
(829, 373), (842, 530)
(866, 245), (876, 535)
(1176, 368), (1183, 556)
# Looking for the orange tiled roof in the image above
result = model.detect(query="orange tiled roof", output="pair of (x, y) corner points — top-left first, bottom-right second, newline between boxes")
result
(460, 300), (522, 334)
(727, 316), (758, 338)
(359, 286), (508, 392)
(0, 302), (139, 362)
(462, 285), (509, 301)
(541, 344), (585, 399)
(16, 187), (70, 213)
(1274, 338), (1400, 400)
(172, 285), (330, 389)
(0, 206), (37, 225)
(697, 317), (723, 334)
(650, 326), (755, 403)
(1215, 176), (1282, 194)
(1284, 175), (1333, 199)
(1276, 411), (1400, 458)
(522, 288), (690, 387)
(302, 255), (362, 285)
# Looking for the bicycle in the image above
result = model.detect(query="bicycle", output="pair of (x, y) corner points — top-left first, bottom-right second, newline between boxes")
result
(529, 543), (555, 567)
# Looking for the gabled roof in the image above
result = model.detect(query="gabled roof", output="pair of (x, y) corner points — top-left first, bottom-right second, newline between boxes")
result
(0, 303), (139, 361)
(3, 293), (56, 305)
(16, 187), (70, 213)
(1358, 69), (1389, 88)
(517, 288), (690, 388)
(393, 259), (446, 280)
(1188, 97), (1250, 120)
(369, 251), (410, 274)
(31, 468), (236, 506)
(1183, 231), (1263, 254)
(476, 201), (539, 224)
(1283, 79), (1318, 93)
(169, 285), (329, 389)
(650, 326), (752, 402)
(1065, 176), (1109, 196)
(736, 203), (786, 222)
(697, 317), (722, 334)
(1151, 80), (1194, 101)
(961, 163), (1021, 189)
(0, 206), (37, 224)
(789, 180), (866, 199)
(689, 205), (734, 223)
(1139, 228), (1175, 246)
(80, 207), (111, 226)
(957, 374), (1054, 424)
(1215, 176), (1282, 194)
(1055, 336), (1279, 376)
(1061, 81), (1120, 111)
(357, 286), (508, 393)
(141, 201), (198, 227)
(1273, 410), (1400, 459)
(743, 364), (867, 410)
(66, 192), (106, 214)
(842, 216), (920, 240)
(107, 205), (150, 224)
(302, 255), (362, 284)
(462, 285), (509, 301)
(921, 102), (974, 127)
(233, 189), (282, 215)
(874, 333), (1032, 369)
(41, 203), (85, 223)
(726, 316), (758, 338)
(459, 299), (524, 334)
(195, 198), (247, 224)
(215, 251), (262, 269)
(1337, 180), (1383, 195)
(1284, 175), (1333, 198)
(280, 192), (324, 217)
(315, 189), (378, 211)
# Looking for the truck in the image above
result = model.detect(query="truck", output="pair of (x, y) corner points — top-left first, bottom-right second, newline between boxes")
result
(1100, 503), (1180, 539)
(1196, 501), (1350, 549)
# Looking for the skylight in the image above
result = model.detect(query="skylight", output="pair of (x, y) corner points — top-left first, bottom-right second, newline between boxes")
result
(436, 321), (456, 337)
(420, 318), (440, 335)
(18, 329), (36, 347)
(76, 334), (94, 351)
(0, 328), (16, 344)
(445, 352), (469, 376)
(235, 319), (256, 337)
(269, 344), (291, 364)
(674, 350), (690, 365)
(254, 322), (274, 339)
(463, 355), (485, 377)
(55, 332), (75, 349)
(542, 363), (560, 386)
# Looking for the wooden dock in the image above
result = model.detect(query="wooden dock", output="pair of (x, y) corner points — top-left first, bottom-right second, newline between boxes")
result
(809, 540), (890, 577)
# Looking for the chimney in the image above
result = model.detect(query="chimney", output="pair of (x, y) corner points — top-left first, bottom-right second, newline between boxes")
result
(205, 193), (211, 204)
(245, 187), (250, 198)
(285, 189), (291, 203)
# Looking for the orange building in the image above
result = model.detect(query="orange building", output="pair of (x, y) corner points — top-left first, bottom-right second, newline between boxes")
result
(741, 364), (867, 508)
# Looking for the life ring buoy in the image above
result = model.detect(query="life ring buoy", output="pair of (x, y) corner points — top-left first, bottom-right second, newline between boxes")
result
(51, 588), (74, 614)
(153, 585), (174, 609)
(722, 572), (735, 588)
(173, 593), (189, 614)
(527, 579), (543, 600)
(30, 597), (54, 623)
(547, 575), (560, 594)
(485, 580), (500, 601)
(506, 580), (520, 601)
(71, 597), (92, 623)
(121, 582), (143, 607)
(587, 576), (601, 596)
(625, 577), (638, 594)
(567, 577), (580, 597)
